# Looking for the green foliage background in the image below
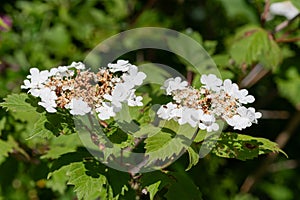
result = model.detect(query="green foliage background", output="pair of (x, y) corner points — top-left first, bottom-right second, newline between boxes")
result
(0, 0), (300, 199)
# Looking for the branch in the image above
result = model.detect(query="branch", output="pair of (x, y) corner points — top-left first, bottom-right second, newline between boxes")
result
(261, 0), (271, 27)
(274, 13), (300, 33)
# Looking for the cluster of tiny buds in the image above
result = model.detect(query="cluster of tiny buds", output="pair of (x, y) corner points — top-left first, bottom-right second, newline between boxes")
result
(21, 60), (146, 120)
(157, 74), (262, 131)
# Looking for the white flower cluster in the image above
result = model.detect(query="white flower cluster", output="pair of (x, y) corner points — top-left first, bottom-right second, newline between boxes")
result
(157, 74), (262, 131)
(21, 60), (146, 120)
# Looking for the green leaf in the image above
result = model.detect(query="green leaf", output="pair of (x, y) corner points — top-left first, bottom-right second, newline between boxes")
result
(67, 162), (107, 200)
(144, 120), (197, 166)
(0, 139), (14, 165)
(46, 165), (69, 194)
(41, 133), (81, 159)
(146, 181), (161, 200)
(230, 27), (282, 70)
(0, 117), (6, 136)
(0, 135), (29, 165)
(30, 114), (53, 139)
(211, 132), (286, 160)
(29, 111), (76, 139)
(186, 145), (200, 171)
(0, 93), (38, 113)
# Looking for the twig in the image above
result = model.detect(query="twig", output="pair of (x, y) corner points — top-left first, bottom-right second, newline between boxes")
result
(276, 37), (300, 43)
(240, 64), (269, 88)
(240, 111), (300, 193)
(274, 13), (300, 33)
(187, 70), (194, 85)
(261, 0), (271, 27)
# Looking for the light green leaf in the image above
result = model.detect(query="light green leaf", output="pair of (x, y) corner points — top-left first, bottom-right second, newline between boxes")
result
(145, 120), (197, 164)
(46, 165), (69, 194)
(146, 181), (161, 200)
(211, 132), (286, 160)
(67, 162), (107, 200)
(29, 112), (76, 139)
(230, 27), (281, 70)
(29, 114), (53, 139)
(0, 93), (38, 112)
(186, 145), (200, 171)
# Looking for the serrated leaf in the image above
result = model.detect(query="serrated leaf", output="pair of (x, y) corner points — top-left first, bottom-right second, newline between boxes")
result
(46, 165), (69, 194)
(67, 162), (107, 200)
(29, 111), (76, 139)
(230, 27), (281, 70)
(144, 120), (197, 164)
(29, 114), (53, 139)
(0, 93), (38, 112)
(211, 132), (286, 160)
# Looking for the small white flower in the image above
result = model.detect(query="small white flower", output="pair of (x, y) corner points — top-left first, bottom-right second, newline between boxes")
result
(70, 62), (85, 70)
(38, 88), (57, 113)
(108, 60), (131, 73)
(157, 102), (178, 120)
(223, 79), (254, 104)
(161, 77), (188, 95)
(269, 1), (299, 20)
(24, 68), (49, 88)
(96, 102), (116, 120)
(236, 89), (255, 104)
(127, 90), (143, 106)
(223, 79), (240, 97)
(226, 107), (262, 130)
(122, 65), (146, 88)
(104, 83), (131, 108)
(65, 98), (91, 116)
(199, 114), (219, 132)
(49, 68), (59, 76)
(200, 74), (222, 92)
(177, 107), (203, 127)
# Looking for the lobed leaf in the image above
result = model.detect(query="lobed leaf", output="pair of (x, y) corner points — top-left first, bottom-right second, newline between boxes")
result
(210, 132), (286, 160)
(0, 93), (38, 112)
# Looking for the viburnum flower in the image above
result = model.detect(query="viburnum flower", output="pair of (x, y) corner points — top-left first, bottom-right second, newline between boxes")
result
(21, 60), (146, 120)
(268, 1), (299, 20)
(161, 77), (188, 95)
(157, 74), (262, 132)
(65, 98), (91, 116)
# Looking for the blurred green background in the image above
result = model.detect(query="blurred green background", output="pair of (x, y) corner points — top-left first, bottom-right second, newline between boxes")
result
(0, 0), (300, 199)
